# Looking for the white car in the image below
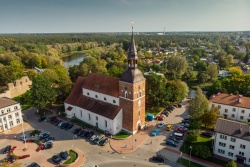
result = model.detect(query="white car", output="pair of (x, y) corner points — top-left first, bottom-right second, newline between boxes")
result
(90, 135), (97, 141)
(157, 122), (165, 128)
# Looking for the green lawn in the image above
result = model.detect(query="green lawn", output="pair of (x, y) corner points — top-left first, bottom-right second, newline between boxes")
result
(177, 158), (206, 167)
(145, 106), (164, 116)
(113, 131), (130, 139)
(63, 150), (77, 164)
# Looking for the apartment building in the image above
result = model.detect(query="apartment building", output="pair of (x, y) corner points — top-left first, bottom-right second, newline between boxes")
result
(214, 118), (250, 165)
(210, 93), (250, 122)
(0, 97), (23, 132)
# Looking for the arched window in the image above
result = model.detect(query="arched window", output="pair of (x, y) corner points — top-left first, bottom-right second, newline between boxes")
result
(104, 97), (107, 101)
(125, 91), (128, 98)
(113, 100), (116, 104)
(139, 91), (142, 97)
(95, 95), (98, 98)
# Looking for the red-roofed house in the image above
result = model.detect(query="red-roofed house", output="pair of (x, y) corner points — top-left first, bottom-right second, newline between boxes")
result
(64, 30), (146, 135)
(209, 93), (250, 122)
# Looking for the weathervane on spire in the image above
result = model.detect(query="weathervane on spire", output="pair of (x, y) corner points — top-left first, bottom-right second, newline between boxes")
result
(131, 21), (134, 31)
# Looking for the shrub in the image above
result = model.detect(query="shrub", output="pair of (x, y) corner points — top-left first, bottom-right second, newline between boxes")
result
(186, 129), (200, 143)
(193, 145), (211, 159)
(225, 160), (237, 167)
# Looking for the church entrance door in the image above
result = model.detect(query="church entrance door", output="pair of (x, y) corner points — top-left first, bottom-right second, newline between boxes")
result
(137, 123), (141, 130)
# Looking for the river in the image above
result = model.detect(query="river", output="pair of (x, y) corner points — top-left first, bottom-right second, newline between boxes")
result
(62, 53), (86, 68)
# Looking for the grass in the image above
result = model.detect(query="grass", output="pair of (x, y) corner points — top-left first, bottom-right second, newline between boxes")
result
(197, 136), (211, 143)
(177, 158), (206, 167)
(113, 131), (130, 139)
(145, 106), (164, 116)
(63, 150), (77, 164)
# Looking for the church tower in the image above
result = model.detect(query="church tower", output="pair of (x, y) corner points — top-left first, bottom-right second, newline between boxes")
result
(119, 26), (146, 134)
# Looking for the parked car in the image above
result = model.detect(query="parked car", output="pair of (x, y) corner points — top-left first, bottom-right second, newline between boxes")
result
(150, 155), (165, 163)
(160, 114), (167, 118)
(157, 122), (165, 128)
(151, 129), (160, 136)
(30, 162), (41, 167)
(99, 137), (109, 146)
(201, 132), (213, 138)
(52, 155), (62, 164)
(178, 125), (188, 131)
(86, 131), (94, 139)
(65, 123), (74, 130)
(60, 151), (69, 160)
(173, 132), (184, 140)
(39, 131), (50, 139)
(58, 121), (64, 127)
(77, 130), (86, 137)
(51, 118), (58, 124)
(176, 127), (185, 133)
(166, 139), (178, 147)
(178, 104), (182, 108)
(42, 143), (53, 150)
(3, 145), (11, 154)
(166, 125), (173, 131)
(93, 134), (105, 144)
(90, 135), (97, 141)
(83, 131), (90, 138)
(61, 122), (68, 129)
(155, 115), (164, 121)
(3, 157), (15, 163)
(168, 136), (179, 143)
(54, 120), (63, 126)
(49, 116), (57, 123)
(44, 116), (51, 122)
(38, 116), (46, 122)
(181, 122), (190, 128)
(73, 128), (81, 134)
(44, 137), (55, 143)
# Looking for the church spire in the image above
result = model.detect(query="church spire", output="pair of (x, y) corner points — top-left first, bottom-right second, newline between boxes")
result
(128, 22), (138, 68)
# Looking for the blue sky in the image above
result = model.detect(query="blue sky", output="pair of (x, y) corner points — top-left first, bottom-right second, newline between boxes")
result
(0, 0), (250, 33)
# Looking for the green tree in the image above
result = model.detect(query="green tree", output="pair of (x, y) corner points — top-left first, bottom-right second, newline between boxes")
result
(201, 107), (219, 128)
(30, 75), (56, 113)
(195, 61), (207, 71)
(206, 64), (218, 80)
(225, 160), (237, 167)
(166, 56), (188, 79)
(193, 145), (211, 159)
(229, 66), (242, 76)
(197, 72), (210, 83)
(7, 60), (24, 81)
(186, 129), (200, 143)
(188, 87), (209, 119)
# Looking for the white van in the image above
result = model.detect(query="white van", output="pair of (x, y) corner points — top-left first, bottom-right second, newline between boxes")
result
(173, 132), (184, 140)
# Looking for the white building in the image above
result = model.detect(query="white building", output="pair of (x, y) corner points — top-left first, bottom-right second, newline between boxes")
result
(210, 93), (250, 122)
(213, 118), (250, 165)
(218, 70), (229, 77)
(0, 97), (23, 132)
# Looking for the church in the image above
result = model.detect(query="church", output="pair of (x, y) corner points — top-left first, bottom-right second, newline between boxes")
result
(64, 30), (146, 135)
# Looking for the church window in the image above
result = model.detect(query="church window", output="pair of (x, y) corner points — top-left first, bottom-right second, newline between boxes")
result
(137, 93), (139, 98)
(139, 111), (140, 116)
(104, 97), (106, 101)
(113, 100), (116, 104)
(138, 85), (140, 89)
(96, 116), (98, 121)
(80, 110), (82, 117)
(125, 91), (128, 98)
(95, 95), (98, 98)
(87, 92), (89, 96)
(125, 87), (127, 90)
(88, 113), (91, 120)
(139, 91), (142, 97)
(105, 120), (107, 127)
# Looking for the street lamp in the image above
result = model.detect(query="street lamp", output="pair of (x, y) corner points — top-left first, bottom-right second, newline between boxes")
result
(189, 146), (192, 166)
(21, 121), (27, 150)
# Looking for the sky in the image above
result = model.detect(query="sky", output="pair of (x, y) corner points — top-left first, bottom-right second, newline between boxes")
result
(0, 0), (250, 33)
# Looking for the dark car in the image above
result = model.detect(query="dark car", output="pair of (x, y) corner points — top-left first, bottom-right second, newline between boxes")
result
(54, 120), (62, 126)
(178, 104), (182, 108)
(60, 151), (69, 160)
(99, 138), (109, 146)
(4, 157), (15, 163)
(176, 127), (186, 133)
(31, 162), (41, 167)
(3, 145), (11, 154)
(51, 118), (58, 124)
(65, 123), (74, 130)
(42, 143), (53, 150)
(44, 137), (55, 143)
(83, 131), (90, 138)
(166, 139), (178, 147)
(151, 155), (165, 163)
(201, 132), (213, 138)
(52, 155), (62, 164)
(39, 133), (50, 140)
(76, 130), (85, 137)
(49, 116), (57, 123)
(61, 122), (69, 129)
(168, 136), (179, 143)
(86, 132), (94, 139)
(73, 128), (81, 134)
(38, 116), (46, 122)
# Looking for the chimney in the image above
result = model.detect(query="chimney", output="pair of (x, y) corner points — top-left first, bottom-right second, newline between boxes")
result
(217, 92), (220, 96)
(239, 98), (242, 103)
(230, 93), (233, 96)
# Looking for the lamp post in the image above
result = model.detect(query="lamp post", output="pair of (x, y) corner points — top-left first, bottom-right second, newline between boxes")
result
(189, 146), (192, 166)
(21, 121), (27, 150)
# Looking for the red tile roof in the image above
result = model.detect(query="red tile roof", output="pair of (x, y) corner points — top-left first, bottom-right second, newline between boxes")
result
(64, 76), (86, 105)
(82, 73), (119, 97)
(75, 95), (121, 120)
(215, 118), (250, 141)
(0, 97), (18, 108)
(209, 93), (250, 109)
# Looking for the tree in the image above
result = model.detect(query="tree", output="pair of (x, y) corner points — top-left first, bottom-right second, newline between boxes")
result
(195, 61), (207, 71)
(206, 64), (218, 80)
(186, 129), (200, 143)
(166, 56), (188, 79)
(30, 75), (56, 113)
(229, 66), (242, 76)
(201, 107), (219, 128)
(197, 72), (210, 83)
(225, 160), (237, 167)
(226, 54), (234, 65)
(193, 145), (211, 159)
(165, 80), (189, 103)
(0, 161), (22, 167)
(188, 87), (209, 119)
(7, 60), (24, 81)
(219, 57), (229, 69)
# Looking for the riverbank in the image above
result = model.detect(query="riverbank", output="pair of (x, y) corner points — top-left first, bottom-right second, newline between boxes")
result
(59, 47), (103, 58)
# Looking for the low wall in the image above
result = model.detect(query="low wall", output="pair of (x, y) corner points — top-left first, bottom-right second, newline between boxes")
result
(0, 76), (32, 98)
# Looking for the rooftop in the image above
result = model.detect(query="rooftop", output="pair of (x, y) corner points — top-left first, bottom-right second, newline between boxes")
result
(209, 93), (250, 109)
(0, 97), (19, 109)
(215, 118), (250, 141)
